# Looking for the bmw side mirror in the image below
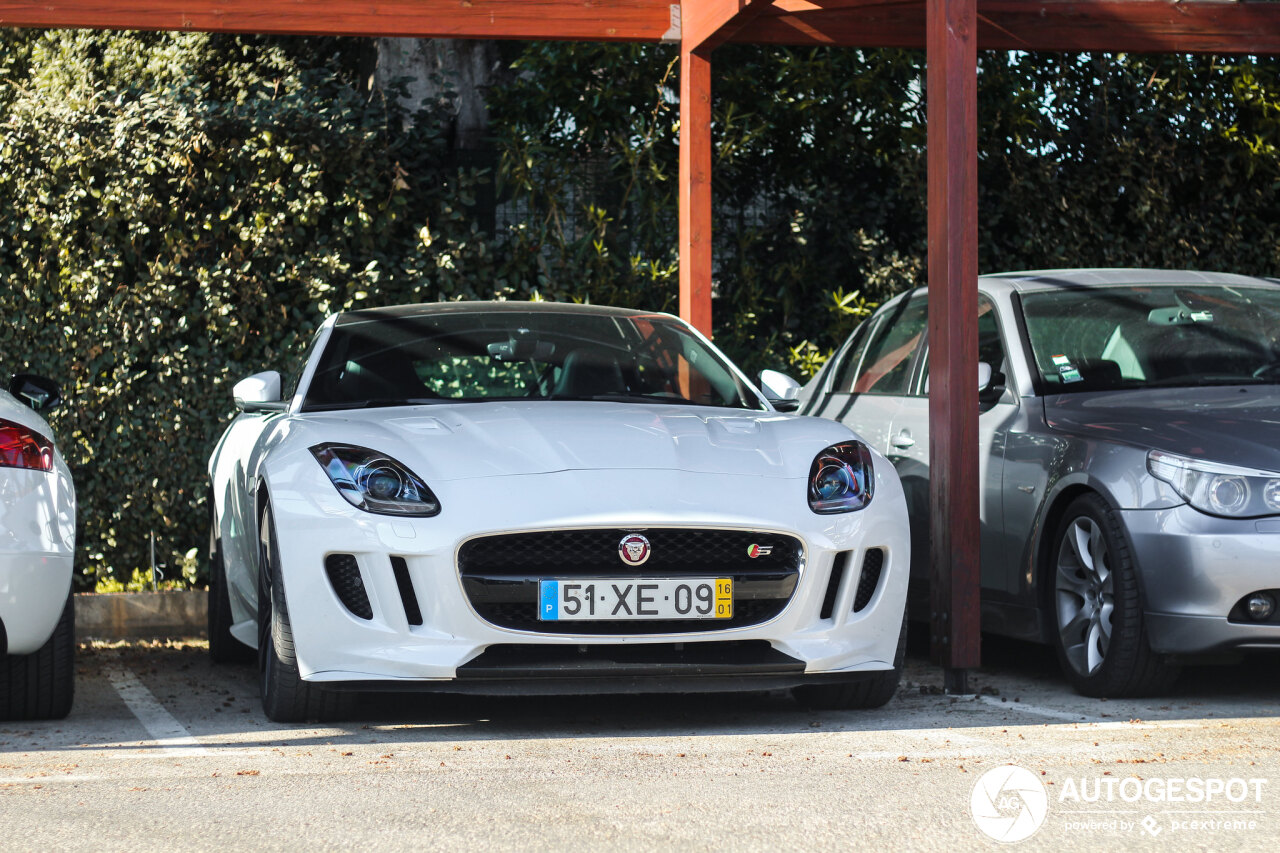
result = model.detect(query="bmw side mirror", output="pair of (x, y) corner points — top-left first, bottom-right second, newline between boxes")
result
(233, 371), (287, 413)
(977, 362), (993, 391)
(8, 374), (63, 414)
(759, 369), (802, 412)
(978, 361), (1007, 406)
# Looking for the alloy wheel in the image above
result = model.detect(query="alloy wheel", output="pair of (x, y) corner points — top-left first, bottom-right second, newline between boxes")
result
(1055, 516), (1115, 676)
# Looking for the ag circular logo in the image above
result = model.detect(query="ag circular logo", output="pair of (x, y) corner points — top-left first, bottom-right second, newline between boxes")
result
(970, 764), (1049, 843)
(618, 533), (651, 566)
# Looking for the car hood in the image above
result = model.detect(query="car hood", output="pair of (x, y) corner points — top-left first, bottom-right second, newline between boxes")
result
(1043, 385), (1280, 471)
(291, 401), (853, 482)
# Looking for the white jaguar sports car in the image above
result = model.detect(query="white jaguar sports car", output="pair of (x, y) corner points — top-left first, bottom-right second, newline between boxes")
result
(207, 302), (909, 721)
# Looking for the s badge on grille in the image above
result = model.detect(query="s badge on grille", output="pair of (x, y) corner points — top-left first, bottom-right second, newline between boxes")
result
(747, 544), (773, 559)
(618, 533), (652, 566)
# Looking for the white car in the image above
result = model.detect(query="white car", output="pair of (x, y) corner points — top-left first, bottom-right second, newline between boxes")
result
(208, 302), (910, 721)
(1, 374), (76, 720)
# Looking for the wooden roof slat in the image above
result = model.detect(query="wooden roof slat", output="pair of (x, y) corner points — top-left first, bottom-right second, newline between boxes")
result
(735, 0), (1280, 52)
(0, 0), (678, 42)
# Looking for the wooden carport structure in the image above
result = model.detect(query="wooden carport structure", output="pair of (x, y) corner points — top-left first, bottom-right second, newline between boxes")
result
(4, 0), (1279, 688)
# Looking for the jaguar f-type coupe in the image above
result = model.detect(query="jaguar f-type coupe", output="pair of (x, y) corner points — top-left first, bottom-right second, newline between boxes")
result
(208, 302), (909, 721)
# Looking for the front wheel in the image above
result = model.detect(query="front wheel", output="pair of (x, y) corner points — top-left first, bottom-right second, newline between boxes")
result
(0, 589), (75, 720)
(257, 500), (353, 722)
(1049, 493), (1179, 698)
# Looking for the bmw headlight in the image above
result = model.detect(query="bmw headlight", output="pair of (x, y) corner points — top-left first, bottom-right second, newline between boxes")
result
(808, 442), (875, 514)
(310, 444), (441, 517)
(1147, 450), (1280, 518)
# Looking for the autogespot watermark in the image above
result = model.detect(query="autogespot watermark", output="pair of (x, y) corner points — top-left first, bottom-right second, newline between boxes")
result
(970, 765), (1269, 843)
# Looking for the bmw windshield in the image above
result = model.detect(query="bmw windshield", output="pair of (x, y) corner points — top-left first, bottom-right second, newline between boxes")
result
(301, 309), (764, 411)
(1020, 284), (1280, 393)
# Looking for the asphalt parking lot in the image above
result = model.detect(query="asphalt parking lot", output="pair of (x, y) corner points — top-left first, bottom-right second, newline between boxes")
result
(2, 633), (1278, 852)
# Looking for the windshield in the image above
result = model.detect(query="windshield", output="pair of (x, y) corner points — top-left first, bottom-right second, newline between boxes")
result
(1021, 284), (1280, 393)
(301, 309), (764, 411)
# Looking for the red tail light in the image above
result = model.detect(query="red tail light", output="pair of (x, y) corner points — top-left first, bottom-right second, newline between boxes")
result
(0, 419), (54, 471)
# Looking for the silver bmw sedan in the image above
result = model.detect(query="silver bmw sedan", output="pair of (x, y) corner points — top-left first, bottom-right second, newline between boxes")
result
(801, 269), (1280, 697)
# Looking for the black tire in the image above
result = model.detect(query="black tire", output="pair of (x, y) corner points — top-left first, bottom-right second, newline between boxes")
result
(257, 500), (353, 723)
(209, 498), (253, 664)
(1, 589), (75, 720)
(1048, 493), (1179, 698)
(792, 611), (906, 710)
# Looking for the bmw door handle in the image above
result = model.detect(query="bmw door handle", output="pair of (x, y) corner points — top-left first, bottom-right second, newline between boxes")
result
(890, 431), (915, 449)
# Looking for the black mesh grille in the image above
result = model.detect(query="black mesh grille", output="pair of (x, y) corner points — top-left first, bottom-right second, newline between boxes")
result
(820, 552), (850, 620)
(391, 556), (423, 626)
(853, 548), (885, 613)
(458, 528), (803, 634)
(325, 553), (372, 620)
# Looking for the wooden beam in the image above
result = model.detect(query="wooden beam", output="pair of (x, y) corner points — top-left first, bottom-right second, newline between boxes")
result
(0, 0), (678, 41)
(735, 0), (1280, 53)
(683, 0), (777, 50)
(926, 0), (980, 684)
(678, 44), (713, 336)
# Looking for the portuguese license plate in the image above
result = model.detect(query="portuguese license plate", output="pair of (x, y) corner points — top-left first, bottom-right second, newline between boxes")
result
(538, 578), (732, 621)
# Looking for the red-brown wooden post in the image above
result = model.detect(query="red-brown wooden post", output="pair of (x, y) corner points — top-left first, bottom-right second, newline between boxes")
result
(678, 43), (714, 337)
(926, 0), (980, 692)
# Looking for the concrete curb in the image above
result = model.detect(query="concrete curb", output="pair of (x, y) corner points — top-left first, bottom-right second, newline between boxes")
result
(75, 590), (207, 640)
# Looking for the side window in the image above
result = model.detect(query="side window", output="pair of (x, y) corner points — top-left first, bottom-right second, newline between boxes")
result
(285, 332), (324, 400)
(830, 317), (879, 393)
(851, 297), (929, 395)
(976, 295), (1007, 376)
(919, 293), (1007, 395)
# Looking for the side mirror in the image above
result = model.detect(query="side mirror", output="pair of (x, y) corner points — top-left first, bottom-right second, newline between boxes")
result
(977, 362), (993, 392)
(233, 371), (287, 413)
(923, 362), (1004, 398)
(758, 369), (802, 413)
(8, 374), (63, 414)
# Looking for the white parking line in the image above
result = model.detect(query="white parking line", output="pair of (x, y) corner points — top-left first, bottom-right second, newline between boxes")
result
(104, 666), (208, 757)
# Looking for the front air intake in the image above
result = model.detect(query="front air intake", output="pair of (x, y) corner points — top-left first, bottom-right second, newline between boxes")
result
(391, 556), (423, 626)
(325, 553), (373, 620)
(853, 548), (885, 613)
(820, 552), (850, 620)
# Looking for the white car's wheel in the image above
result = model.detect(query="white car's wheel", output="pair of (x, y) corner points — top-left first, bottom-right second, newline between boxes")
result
(0, 590), (74, 720)
(257, 500), (352, 722)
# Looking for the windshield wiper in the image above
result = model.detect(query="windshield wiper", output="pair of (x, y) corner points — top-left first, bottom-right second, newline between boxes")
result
(305, 397), (443, 411)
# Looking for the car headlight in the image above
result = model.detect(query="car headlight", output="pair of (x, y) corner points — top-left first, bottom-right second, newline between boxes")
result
(1147, 450), (1280, 518)
(0, 418), (54, 471)
(808, 442), (875, 513)
(310, 444), (441, 517)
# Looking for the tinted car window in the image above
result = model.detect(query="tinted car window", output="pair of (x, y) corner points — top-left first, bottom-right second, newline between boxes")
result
(830, 317), (878, 393)
(849, 297), (928, 395)
(1020, 284), (1280, 392)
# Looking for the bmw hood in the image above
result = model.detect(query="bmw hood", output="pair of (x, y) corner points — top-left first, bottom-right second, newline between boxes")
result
(1044, 386), (1280, 471)
(291, 401), (853, 482)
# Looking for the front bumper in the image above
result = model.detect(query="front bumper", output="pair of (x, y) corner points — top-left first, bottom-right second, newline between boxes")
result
(265, 466), (910, 687)
(1123, 505), (1280, 654)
